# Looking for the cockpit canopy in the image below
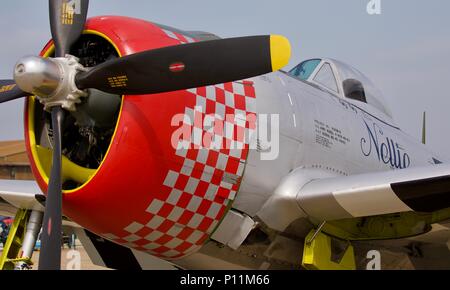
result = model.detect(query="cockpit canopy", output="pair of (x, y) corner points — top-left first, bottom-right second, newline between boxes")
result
(288, 58), (392, 117)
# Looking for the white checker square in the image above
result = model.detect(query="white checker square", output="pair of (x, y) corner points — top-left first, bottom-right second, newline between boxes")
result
(192, 127), (203, 147)
(123, 234), (140, 243)
(186, 195), (203, 212)
(185, 177), (200, 194)
(124, 222), (144, 234)
(216, 152), (228, 170)
(123, 242), (138, 248)
(235, 118), (247, 130)
(245, 96), (256, 109)
(143, 242), (160, 250)
(186, 230), (205, 244)
(176, 140), (190, 158)
(163, 171), (179, 188)
(146, 199), (165, 214)
(220, 180), (233, 190)
(231, 138), (245, 149)
(146, 215), (165, 229)
(194, 104), (204, 114)
(228, 191), (237, 200)
(203, 114), (216, 132)
(186, 88), (197, 94)
(205, 184), (218, 200)
(203, 164), (215, 174)
(165, 238), (184, 249)
(222, 172), (238, 185)
(224, 91), (234, 107)
(200, 171), (213, 183)
(181, 162), (194, 176)
(237, 161), (246, 175)
(196, 95), (206, 111)
(206, 202), (222, 219)
(230, 148), (243, 159)
(197, 149), (209, 164)
(232, 82), (246, 96)
(184, 108), (195, 124)
(167, 206), (184, 222)
(166, 224), (184, 237)
(187, 213), (204, 228)
(234, 109), (246, 118)
(245, 105), (255, 115)
(164, 250), (183, 258)
(215, 102), (225, 118)
(224, 121), (235, 140)
(206, 86), (216, 101)
(167, 189), (183, 205)
(144, 230), (164, 241)
(210, 134), (223, 151)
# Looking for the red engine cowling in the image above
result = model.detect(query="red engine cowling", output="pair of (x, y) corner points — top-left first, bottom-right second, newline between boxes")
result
(24, 16), (257, 259)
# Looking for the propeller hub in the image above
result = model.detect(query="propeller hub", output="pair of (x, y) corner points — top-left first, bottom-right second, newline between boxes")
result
(14, 56), (61, 97)
(14, 55), (88, 111)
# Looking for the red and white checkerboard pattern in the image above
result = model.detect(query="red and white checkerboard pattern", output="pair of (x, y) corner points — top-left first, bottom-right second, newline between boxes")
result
(101, 27), (257, 260)
(102, 80), (257, 259)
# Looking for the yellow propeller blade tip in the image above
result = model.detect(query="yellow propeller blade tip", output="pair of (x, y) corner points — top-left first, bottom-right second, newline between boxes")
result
(270, 35), (291, 71)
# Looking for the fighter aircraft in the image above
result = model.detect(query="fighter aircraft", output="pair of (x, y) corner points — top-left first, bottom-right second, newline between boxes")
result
(0, 0), (449, 270)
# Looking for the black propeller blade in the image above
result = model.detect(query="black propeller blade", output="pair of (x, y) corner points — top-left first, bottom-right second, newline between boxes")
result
(75, 35), (291, 95)
(37, 0), (89, 270)
(0, 80), (30, 104)
(49, 0), (89, 57)
(38, 107), (64, 270)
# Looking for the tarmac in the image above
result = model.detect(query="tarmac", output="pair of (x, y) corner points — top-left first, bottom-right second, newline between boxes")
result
(1, 246), (108, 270)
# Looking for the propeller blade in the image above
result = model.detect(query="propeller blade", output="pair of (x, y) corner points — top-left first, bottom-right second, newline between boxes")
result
(75, 35), (291, 95)
(38, 106), (64, 270)
(49, 0), (89, 57)
(0, 80), (30, 104)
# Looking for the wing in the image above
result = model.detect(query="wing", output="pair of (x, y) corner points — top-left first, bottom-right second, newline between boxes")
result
(0, 179), (45, 216)
(298, 163), (450, 221)
(257, 164), (450, 269)
(0, 179), (81, 228)
(297, 164), (450, 269)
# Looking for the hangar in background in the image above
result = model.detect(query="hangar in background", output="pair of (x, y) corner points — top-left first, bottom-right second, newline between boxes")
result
(0, 141), (33, 180)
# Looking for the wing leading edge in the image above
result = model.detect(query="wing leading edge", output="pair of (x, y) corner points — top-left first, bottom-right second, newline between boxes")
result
(298, 164), (450, 221)
(0, 180), (45, 216)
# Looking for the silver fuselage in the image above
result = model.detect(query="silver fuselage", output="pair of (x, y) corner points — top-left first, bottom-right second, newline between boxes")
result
(233, 71), (444, 217)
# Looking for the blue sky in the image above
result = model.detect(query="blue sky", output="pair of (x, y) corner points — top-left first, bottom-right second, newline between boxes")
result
(1, 0), (450, 155)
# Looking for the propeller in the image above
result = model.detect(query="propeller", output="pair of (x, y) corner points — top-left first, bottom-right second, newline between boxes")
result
(0, 80), (30, 104)
(76, 35), (291, 95)
(1, 0), (291, 270)
(40, 0), (89, 270)
(39, 106), (64, 270)
(49, 0), (89, 58)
